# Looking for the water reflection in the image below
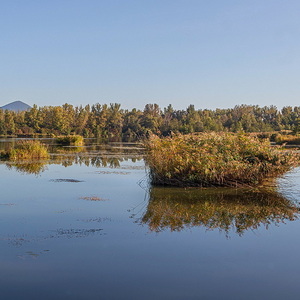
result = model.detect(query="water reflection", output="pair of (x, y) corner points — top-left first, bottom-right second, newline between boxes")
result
(6, 161), (48, 175)
(54, 146), (86, 153)
(0, 138), (144, 174)
(3, 154), (143, 174)
(140, 187), (299, 236)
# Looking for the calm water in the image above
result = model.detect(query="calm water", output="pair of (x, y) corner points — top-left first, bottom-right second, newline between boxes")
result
(1, 138), (300, 300)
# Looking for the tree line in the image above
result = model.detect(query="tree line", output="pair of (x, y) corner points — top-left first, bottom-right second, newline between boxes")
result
(1, 103), (300, 139)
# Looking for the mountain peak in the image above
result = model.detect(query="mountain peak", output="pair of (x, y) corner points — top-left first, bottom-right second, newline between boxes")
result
(0, 101), (32, 112)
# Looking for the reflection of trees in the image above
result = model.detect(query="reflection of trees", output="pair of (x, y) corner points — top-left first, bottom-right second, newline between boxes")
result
(51, 154), (142, 169)
(140, 187), (299, 236)
(5, 154), (143, 174)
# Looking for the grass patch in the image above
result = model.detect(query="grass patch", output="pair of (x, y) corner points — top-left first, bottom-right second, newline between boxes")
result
(56, 135), (84, 146)
(1, 140), (49, 160)
(145, 133), (299, 187)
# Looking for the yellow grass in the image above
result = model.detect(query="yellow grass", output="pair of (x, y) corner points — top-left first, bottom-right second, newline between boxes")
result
(145, 133), (299, 187)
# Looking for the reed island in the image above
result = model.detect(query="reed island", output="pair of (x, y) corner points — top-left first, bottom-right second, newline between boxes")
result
(145, 133), (299, 187)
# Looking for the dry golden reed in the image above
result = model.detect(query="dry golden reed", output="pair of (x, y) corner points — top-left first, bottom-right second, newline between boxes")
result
(2, 140), (49, 161)
(145, 133), (299, 187)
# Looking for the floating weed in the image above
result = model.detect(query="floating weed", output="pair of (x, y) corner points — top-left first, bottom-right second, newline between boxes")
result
(52, 228), (104, 239)
(78, 217), (112, 223)
(119, 165), (145, 170)
(79, 196), (109, 201)
(50, 179), (84, 183)
(95, 170), (130, 175)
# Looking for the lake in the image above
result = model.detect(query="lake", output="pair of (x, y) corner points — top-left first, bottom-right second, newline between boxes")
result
(1, 138), (300, 300)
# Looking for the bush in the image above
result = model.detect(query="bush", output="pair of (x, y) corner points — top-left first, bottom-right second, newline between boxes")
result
(56, 135), (84, 146)
(145, 133), (299, 187)
(2, 140), (49, 160)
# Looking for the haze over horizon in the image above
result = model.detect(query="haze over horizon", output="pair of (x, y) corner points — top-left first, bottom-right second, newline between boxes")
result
(1, 1), (299, 110)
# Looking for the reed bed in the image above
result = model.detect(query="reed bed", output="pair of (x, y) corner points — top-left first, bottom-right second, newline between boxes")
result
(274, 134), (300, 145)
(56, 135), (84, 146)
(145, 133), (299, 187)
(2, 140), (49, 160)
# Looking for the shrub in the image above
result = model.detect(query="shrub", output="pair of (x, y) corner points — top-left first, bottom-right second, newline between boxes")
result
(145, 133), (299, 187)
(56, 135), (84, 146)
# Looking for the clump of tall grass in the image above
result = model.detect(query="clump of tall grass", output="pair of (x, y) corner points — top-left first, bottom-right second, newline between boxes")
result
(145, 133), (299, 187)
(1, 140), (49, 160)
(56, 135), (84, 146)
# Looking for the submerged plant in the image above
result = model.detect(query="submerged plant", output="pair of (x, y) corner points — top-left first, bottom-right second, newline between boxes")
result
(145, 133), (299, 187)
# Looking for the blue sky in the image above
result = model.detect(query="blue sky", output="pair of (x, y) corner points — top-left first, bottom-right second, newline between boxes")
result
(1, 0), (300, 110)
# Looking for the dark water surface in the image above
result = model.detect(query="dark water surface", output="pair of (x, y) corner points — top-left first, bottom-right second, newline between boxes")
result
(1, 138), (300, 299)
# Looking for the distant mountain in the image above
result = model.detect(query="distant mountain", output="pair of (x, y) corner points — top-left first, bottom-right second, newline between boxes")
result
(0, 101), (31, 112)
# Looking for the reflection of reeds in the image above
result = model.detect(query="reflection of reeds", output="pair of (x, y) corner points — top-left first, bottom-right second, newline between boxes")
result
(6, 161), (47, 175)
(54, 146), (86, 153)
(145, 133), (299, 187)
(140, 187), (299, 235)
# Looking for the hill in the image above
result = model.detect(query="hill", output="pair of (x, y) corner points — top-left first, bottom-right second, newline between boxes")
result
(0, 101), (31, 112)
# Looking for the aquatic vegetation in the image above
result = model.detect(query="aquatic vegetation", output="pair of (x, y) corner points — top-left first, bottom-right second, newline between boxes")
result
(140, 187), (299, 235)
(56, 135), (84, 146)
(54, 228), (103, 238)
(145, 133), (300, 187)
(79, 196), (109, 201)
(50, 178), (84, 182)
(1, 140), (49, 160)
(95, 170), (130, 175)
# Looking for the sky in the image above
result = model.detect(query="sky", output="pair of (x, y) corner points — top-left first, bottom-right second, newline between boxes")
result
(0, 0), (300, 110)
